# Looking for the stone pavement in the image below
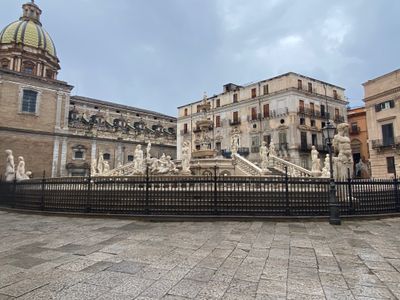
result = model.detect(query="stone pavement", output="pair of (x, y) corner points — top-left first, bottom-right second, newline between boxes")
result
(0, 211), (400, 299)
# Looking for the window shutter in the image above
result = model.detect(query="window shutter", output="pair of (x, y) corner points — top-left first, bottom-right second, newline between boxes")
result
(375, 104), (381, 112)
(390, 100), (395, 108)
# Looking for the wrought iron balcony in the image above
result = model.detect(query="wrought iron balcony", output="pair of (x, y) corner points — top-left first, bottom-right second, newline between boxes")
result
(350, 126), (360, 135)
(334, 115), (345, 123)
(248, 113), (262, 122)
(229, 119), (241, 126)
(371, 137), (400, 149)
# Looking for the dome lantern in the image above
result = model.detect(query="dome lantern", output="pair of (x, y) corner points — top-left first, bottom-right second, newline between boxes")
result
(20, 1), (42, 25)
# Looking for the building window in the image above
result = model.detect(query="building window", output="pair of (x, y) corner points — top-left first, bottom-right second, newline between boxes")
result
(321, 104), (326, 117)
(375, 100), (395, 112)
(263, 135), (271, 146)
(333, 89), (338, 99)
(387, 157), (395, 174)
(216, 99), (220, 108)
(300, 118), (305, 125)
(103, 153), (111, 160)
(127, 155), (134, 162)
(251, 107), (257, 120)
(308, 82), (312, 92)
(298, 79), (302, 90)
(1, 59), (9, 69)
(351, 122), (358, 134)
(233, 111), (239, 123)
(184, 108), (188, 116)
(312, 134), (317, 146)
(299, 100), (305, 113)
(215, 115), (221, 127)
(335, 108), (339, 119)
(251, 88), (257, 98)
(21, 90), (38, 113)
(310, 119), (316, 127)
(321, 121), (326, 129)
(233, 93), (238, 103)
(263, 84), (269, 95)
(46, 69), (54, 79)
(382, 123), (394, 146)
(310, 102), (314, 114)
(263, 104), (270, 118)
(215, 142), (221, 152)
(301, 132), (307, 150)
(22, 61), (35, 74)
(197, 105), (200, 113)
(183, 123), (188, 134)
(74, 150), (84, 160)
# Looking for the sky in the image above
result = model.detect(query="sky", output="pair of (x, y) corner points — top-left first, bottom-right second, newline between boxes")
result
(1, 0), (399, 116)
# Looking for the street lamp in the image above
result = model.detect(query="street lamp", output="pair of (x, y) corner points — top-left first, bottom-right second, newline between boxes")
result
(322, 122), (341, 225)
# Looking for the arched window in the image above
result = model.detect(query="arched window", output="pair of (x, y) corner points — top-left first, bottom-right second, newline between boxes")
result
(1, 59), (10, 69)
(21, 90), (38, 113)
(22, 61), (35, 75)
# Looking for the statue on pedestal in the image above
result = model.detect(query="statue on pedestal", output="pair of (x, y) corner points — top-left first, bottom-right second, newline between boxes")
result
(311, 146), (321, 176)
(259, 141), (271, 174)
(16, 157), (30, 181)
(146, 142), (152, 160)
(333, 123), (353, 180)
(4, 149), (15, 182)
(91, 158), (97, 176)
(321, 154), (331, 178)
(181, 141), (191, 175)
(97, 151), (104, 175)
(269, 140), (277, 156)
(133, 145), (144, 174)
(231, 134), (239, 155)
(103, 161), (110, 173)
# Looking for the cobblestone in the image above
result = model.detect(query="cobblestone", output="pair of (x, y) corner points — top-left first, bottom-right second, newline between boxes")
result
(0, 211), (400, 299)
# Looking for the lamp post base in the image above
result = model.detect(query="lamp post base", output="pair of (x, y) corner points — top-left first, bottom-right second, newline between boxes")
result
(329, 218), (341, 225)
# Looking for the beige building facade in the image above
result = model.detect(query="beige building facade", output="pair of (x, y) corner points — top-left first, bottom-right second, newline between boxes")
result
(363, 69), (400, 178)
(0, 2), (176, 178)
(177, 72), (348, 168)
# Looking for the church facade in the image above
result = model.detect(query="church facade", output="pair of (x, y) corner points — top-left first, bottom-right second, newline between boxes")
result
(0, 1), (176, 178)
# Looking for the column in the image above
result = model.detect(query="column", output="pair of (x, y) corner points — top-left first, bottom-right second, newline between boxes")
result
(55, 91), (63, 129)
(63, 93), (71, 129)
(51, 136), (60, 177)
(59, 137), (68, 177)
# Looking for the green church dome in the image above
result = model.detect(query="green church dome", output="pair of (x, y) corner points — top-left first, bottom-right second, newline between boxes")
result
(0, 2), (57, 58)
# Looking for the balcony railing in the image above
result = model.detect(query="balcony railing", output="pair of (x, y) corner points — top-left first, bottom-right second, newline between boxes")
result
(247, 113), (262, 122)
(229, 119), (241, 126)
(297, 108), (331, 120)
(371, 137), (400, 149)
(334, 115), (345, 123)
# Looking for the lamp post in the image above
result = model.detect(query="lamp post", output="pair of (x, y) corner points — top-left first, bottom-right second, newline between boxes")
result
(322, 122), (341, 225)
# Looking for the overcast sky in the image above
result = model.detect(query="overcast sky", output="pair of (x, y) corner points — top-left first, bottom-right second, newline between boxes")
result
(1, 0), (399, 116)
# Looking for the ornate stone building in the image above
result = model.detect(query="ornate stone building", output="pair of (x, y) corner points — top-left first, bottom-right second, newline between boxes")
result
(363, 69), (400, 178)
(0, 1), (176, 178)
(177, 72), (348, 168)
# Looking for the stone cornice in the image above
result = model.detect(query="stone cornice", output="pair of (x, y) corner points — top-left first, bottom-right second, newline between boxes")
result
(363, 86), (400, 102)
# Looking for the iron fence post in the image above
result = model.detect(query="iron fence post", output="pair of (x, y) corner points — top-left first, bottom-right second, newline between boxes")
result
(85, 172), (91, 213)
(145, 165), (149, 215)
(214, 165), (218, 215)
(12, 173), (16, 208)
(347, 168), (354, 214)
(41, 170), (46, 211)
(285, 166), (290, 215)
(394, 176), (399, 212)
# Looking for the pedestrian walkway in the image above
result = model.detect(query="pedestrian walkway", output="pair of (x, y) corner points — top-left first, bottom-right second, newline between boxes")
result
(0, 211), (399, 299)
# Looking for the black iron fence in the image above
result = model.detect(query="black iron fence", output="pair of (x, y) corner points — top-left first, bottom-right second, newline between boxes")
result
(0, 174), (399, 217)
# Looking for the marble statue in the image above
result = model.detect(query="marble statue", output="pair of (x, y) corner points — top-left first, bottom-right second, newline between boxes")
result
(103, 161), (110, 173)
(231, 134), (239, 155)
(146, 142), (152, 159)
(311, 146), (321, 176)
(16, 156), (30, 181)
(91, 158), (97, 175)
(133, 145), (144, 174)
(333, 123), (353, 180)
(149, 157), (160, 174)
(166, 155), (178, 174)
(269, 140), (277, 156)
(4, 149), (15, 182)
(181, 141), (191, 175)
(97, 151), (104, 175)
(259, 141), (271, 174)
(158, 154), (169, 174)
(321, 154), (331, 178)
